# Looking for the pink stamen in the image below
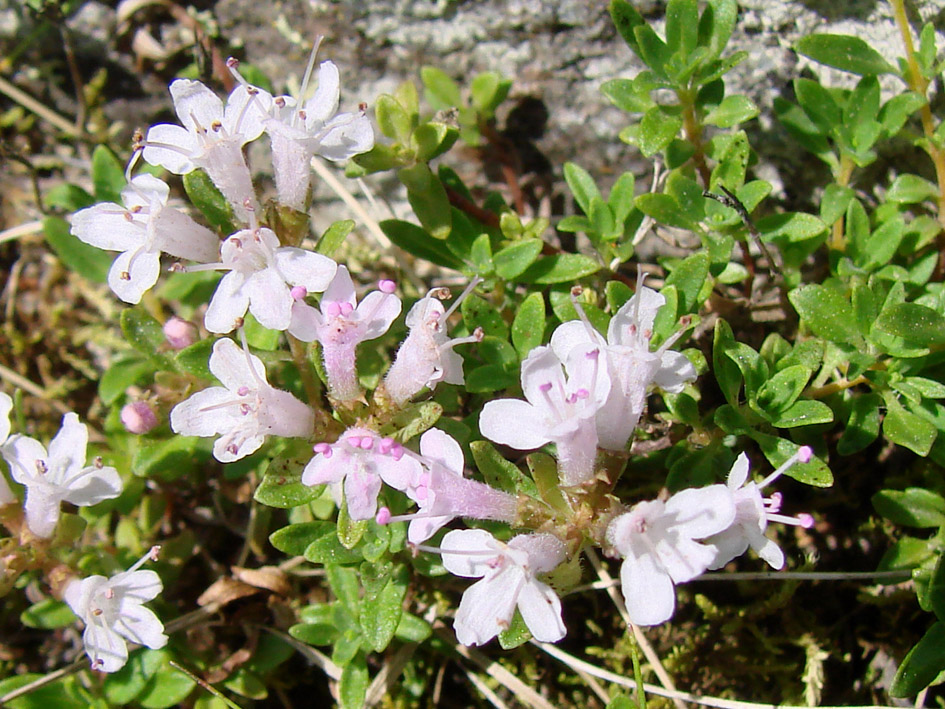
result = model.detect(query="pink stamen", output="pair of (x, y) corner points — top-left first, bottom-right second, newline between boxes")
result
(798, 446), (813, 463)
(359, 437), (374, 450)
(375, 507), (392, 525)
(346, 435), (363, 448)
(237, 386), (250, 396)
(313, 442), (333, 458)
(339, 302), (354, 316)
(390, 443), (404, 461)
(378, 279), (397, 294)
(378, 438), (394, 454)
(798, 513), (815, 528)
(324, 301), (342, 317)
(290, 285), (307, 301)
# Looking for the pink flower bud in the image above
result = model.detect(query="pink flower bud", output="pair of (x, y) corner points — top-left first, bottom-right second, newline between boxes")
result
(163, 317), (197, 350)
(121, 402), (159, 434)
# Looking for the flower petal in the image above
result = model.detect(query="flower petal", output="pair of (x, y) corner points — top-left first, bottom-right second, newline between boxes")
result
(47, 413), (88, 483)
(208, 337), (268, 391)
(517, 578), (566, 642)
(142, 123), (196, 173)
(727, 453), (750, 490)
(315, 113), (375, 161)
(303, 61), (340, 125)
(273, 248), (337, 293)
(246, 267), (293, 331)
(453, 572), (519, 646)
(1, 434), (47, 486)
(83, 619), (129, 673)
(321, 265), (357, 309)
(343, 466), (383, 521)
(301, 453), (345, 487)
(61, 465), (123, 507)
(169, 386), (239, 438)
(665, 485), (736, 539)
(652, 350), (696, 393)
(620, 552), (676, 626)
(114, 569), (163, 603)
(71, 204), (144, 252)
(440, 529), (498, 578)
(121, 174), (170, 209)
(170, 79), (224, 133)
(419, 428), (464, 475)
(150, 206), (220, 263)
(608, 286), (664, 346)
(223, 84), (271, 143)
(108, 249), (161, 305)
(356, 292), (401, 340)
(0, 391), (11, 443)
(288, 301), (322, 342)
(213, 429), (265, 463)
(115, 601), (168, 650)
(479, 399), (550, 451)
(23, 486), (62, 538)
(205, 272), (251, 334)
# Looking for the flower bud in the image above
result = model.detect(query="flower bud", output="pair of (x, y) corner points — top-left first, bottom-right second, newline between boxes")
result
(121, 402), (159, 435)
(163, 317), (197, 350)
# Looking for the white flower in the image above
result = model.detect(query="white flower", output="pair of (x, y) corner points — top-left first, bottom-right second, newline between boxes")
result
(479, 343), (610, 486)
(0, 392), (15, 506)
(202, 226), (337, 334)
(289, 266), (401, 401)
(0, 413), (123, 538)
(384, 286), (482, 406)
(551, 280), (696, 451)
(440, 529), (567, 646)
(259, 58), (374, 209)
(64, 546), (167, 673)
(170, 338), (314, 462)
(141, 79), (271, 221)
(301, 428), (422, 521)
(607, 485), (735, 626)
(705, 448), (815, 571)
(70, 175), (219, 304)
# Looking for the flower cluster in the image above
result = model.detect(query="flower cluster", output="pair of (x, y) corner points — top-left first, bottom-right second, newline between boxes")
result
(13, 38), (827, 677)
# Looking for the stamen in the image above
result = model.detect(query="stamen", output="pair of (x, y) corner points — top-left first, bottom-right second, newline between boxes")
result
(290, 285), (307, 301)
(568, 286), (602, 342)
(35, 459), (48, 475)
(339, 302), (354, 316)
(441, 276), (483, 322)
(324, 302), (342, 317)
(378, 279), (397, 294)
(346, 435), (363, 448)
(313, 442), (333, 457)
(93, 456), (104, 469)
(375, 507), (392, 525)
(238, 327), (267, 388)
(237, 386), (250, 396)
(359, 437), (374, 450)
(759, 446), (814, 489)
(378, 438), (394, 454)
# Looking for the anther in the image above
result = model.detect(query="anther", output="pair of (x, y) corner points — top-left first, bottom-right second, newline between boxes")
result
(313, 442), (333, 458)
(120, 271), (131, 281)
(379, 279), (397, 294)
(376, 507), (392, 525)
(94, 456), (104, 469)
(237, 386), (250, 396)
(290, 285), (307, 301)
(359, 437), (374, 450)
(35, 459), (48, 474)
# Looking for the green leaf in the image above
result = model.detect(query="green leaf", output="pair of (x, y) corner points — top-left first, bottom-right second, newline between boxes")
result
(420, 66), (462, 108)
(664, 251), (709, 314)
(788, 284), (863, 345)
(254, 441), (319, 508)
(497, 610), (532, 649)
(511, 292), (546, 358)
(564, 162), (601, 214)
(137, 658), (196, 709)
(887, 174), (939, 204)
(120, 308), (171, 360)
(703, 95), (759, 127)
(757, 212), (827, 243)
(380, 220), (461, 269)
(767, 399), (834, 428)
(471, 72), (511, 115)
(698, 0), (738, 61)
(635, 193), (696, 230)
(375, 94), (412, 142)
(390, 401), (443, 442)
(713, 319), (743, 406)
(883, 397), (938, 456)
(517, 253), (600, 284)
(749, 431), (833, 486)
(395, 612), (433, 642)
(45, 216), (110, 283)
(470, 440), (536, 495)
(269, 521), (334, 556)
(132, 436), (208, 481)
(316, 219), (355, 257)
(360, 564), (408, 652)
(20, 598), (76, 629)
(601, 77), (654, 113)
(91, 145), (126, 203)
(609, 0), (647, 58)
(464, 364), (518, 393)
(0, 675), (86, 709)
(99, 357), (154, 405)
(820, 184), (855, 226)
(174, 338), (214, 379)
(105, 649), (165, 705)
(462, 294), (509, 339)
(796, 34), (897, 76)
(289, 621), (338, 646)
(398, 163), (452, 240)
(44, 183), (95, 212)
(639, 106), (682, 156)
(794, 78), (841, 134)
(891, 621), (945, 697)
(339, 656), (370, 709)
(838, 392), (882, 455)
(754, 365), (810, 416)
(665, 0), (699, 55)
(874, 303), (945, 346)
(182, 169), (234, 233)
(304, 532), (363, 565)
(494, 239), (543, 280)
(609, 172), (637, 226)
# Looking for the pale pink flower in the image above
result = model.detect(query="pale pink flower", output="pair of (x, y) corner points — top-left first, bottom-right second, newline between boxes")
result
(71, 174), (219, 304)
(64, 546), (167, 673)
(0, 413), (123, 538)
(440, 529), (567, 646)
(170, 338), (313, 462)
